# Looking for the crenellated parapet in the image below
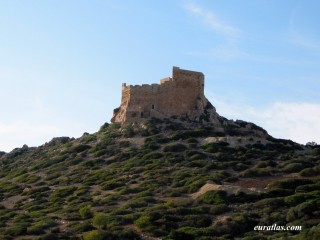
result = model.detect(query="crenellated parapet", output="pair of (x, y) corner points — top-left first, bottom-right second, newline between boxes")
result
(111, 67), (211, 123)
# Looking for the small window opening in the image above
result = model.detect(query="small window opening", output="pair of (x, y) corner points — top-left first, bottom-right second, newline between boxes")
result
(141, 112), (144, 118)
(152, 104), (154, 109)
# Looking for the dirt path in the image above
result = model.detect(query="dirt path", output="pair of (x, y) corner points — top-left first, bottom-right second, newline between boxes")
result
(0, 195), (24, 209)
(191, 182), (264, 199)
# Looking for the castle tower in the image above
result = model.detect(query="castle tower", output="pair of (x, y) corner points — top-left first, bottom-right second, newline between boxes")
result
(111, 67), (208, 123)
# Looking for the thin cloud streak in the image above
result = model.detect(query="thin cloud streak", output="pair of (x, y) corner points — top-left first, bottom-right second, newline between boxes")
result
(184, 2), (241, 41)
(184, 2), (243, 61)
(289, 32), (320, 53)
(184, 3), (320, 64)
(288, 9), (320, 54)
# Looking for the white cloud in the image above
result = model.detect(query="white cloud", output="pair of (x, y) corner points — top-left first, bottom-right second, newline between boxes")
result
(248, 102), (320, 144)
(184, 2), (242, 61)
(211, 96), (320, 144)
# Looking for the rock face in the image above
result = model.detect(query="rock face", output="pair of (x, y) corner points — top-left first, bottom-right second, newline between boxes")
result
(3, 144), (29, 159)
(111, 67), (221, 125)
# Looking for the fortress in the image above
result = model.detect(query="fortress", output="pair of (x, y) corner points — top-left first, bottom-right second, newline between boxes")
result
(111, 67), (215, 124)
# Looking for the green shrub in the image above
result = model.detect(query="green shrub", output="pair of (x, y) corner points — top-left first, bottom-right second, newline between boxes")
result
(186, 150), (207, 160)
(143, 141), (161, 151)
(99, 122), (110, 132)
(82, 134), (97, 144)
(267, 188), (294, 197)
(83, 230), (104, 240)
(282, 163), (305, 173)
(253, 197), (284, 207)
(286, 201), (317, 221)
(182, 214), (212, 227)
(72, 144), (92, 153)
(72, 221), (94, 232)
(166, 188), (184, 197)
(92, 213), (108, 229)
(101, 179), (124, 190)
(4, 223), (28, 236)
(125, 196), (156, 209)
(113, 228), (141, 239)
(118, 141), (130, 148)
(134, 215), (152, 230)
(268, 179), (314, 190)
(110, 123), (121, 129)
(198, 190), (227, 204)
(212, 213), (257, 236)
(140, 120), (161, 136)
(294, 224), (320, 240)
(210, 204), (230, 215)
(145, 134), (170, 144)
(187, 179), (207, 193)
(27, 219), (56, 235)
(79, 205), (93, 219)
(45, 172), (61, 181)
(186, 138), (198, 144)
(23, 186), (50, 196)
(202, 142), (229, 153)
(284, 193), (310, 206)
(39, 233), (60, 240)
(74, 186), (90, 196)
(238, 168), (270, 177)
(296, 183), (320, 192)
(232, 163), (249, 171)
(300, 167), (320, 177)
(169, 129), (210, 140)
(13, 214), (32, 223)
(163, 143), (188, 152)
(143, 152), (164, 160)
(122, 126), (135, 137)
(228, 191), (262, 203)
(29, 211), (46, 218)
(49, 186), (77, 202)
(169, 226), (209, 240)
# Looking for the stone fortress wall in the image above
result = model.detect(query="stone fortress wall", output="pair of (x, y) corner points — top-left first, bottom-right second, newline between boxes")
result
(111, 67), (206, 123)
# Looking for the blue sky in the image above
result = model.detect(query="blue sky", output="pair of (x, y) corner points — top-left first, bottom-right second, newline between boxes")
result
(1, 0), (320, 151)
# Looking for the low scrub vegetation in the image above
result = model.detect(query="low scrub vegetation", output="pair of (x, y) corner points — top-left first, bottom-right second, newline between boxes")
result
(0, 120), (319, 239)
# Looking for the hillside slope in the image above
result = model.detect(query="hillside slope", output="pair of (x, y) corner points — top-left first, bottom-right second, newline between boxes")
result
(0, 118), (320, 240)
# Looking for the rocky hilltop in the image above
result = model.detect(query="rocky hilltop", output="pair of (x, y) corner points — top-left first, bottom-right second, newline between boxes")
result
(0, 69), (319, 240)
(111, 67), (269, 141)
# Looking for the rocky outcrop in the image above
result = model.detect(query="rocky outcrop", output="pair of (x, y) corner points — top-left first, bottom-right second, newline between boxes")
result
(3, 144), (29, 159)
(0, 151), (6, 158)
(45, 137), (73, 147)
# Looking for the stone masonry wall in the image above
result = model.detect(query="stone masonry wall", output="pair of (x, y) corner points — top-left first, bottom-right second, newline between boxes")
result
(111, 67), (205, 123)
